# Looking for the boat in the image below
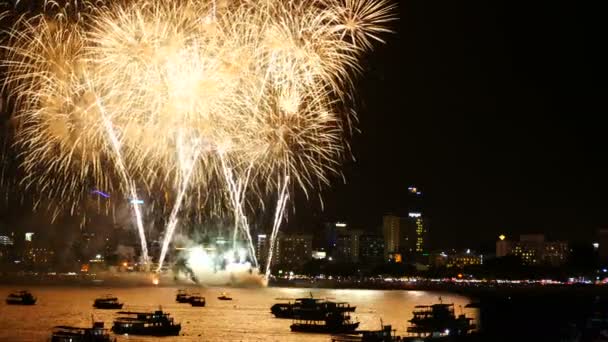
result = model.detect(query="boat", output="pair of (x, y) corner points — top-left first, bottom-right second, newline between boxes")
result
(176, 289), (191, 303)
(51, 321), (115, 342)
(272, 292), (356, 319)
(291, 312), (359, 334)
(332, 324), (402, 342)
(112, 310), (181, 336)
(406, 302), (476, 338)
(218, 292), (232, 300)
(189, 295), (206, 307)
(93, 295), (123, 309)
(6, 290), (36, 305)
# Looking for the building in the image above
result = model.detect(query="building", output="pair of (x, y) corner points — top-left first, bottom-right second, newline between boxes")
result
(256, 234), (270, 269)
(496, 234), (511, 257)
(334, 228), (363, 263)
(359, 234), (384, 264)
(543, 241), (569, 266)
(0, 234), (13, 262)
(383, 215), (401, 259)
(497, 234), (568, 266)
(23, 233), (54, 267)
(277, 234), (313, 270)
(405, 212), (428, 254)
(448, 250), (483, 268)
(429, 250), (482, 268)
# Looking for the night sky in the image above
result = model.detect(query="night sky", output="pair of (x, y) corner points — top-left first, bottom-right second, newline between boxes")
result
(305, 1), (608, 250)
(1, 1), (608, 252)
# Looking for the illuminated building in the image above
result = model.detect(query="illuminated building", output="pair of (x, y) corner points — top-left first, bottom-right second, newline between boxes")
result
(430, 250), (482, 268)
(448, 250), (482, 268)
(278, 234), (312, 270)
(409, 212), (427, 254)
(496, 235), (512, 257)
(499, 234), (568, 266)
(256, 234), (270, 269)
(382, 215), (401, 259)
(0, 235), (13, 246)
(543, 241), (569, 266)
(334, 228), (363, 263)
(359, 234), (384, 264)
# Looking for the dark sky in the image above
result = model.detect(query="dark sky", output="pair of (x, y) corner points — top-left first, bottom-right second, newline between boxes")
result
(304, 1), (608, 250)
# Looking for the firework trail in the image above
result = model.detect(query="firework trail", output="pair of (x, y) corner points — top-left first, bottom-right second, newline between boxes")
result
(218, 151), (258, 268)
(157, 130), (201, 272)
(94, 94), (149, 265)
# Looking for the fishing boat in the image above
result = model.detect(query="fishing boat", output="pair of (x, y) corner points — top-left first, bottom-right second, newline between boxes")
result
(176, 289), (191, 303)
(112, 310), (181, 336)
(272, 292), (356, 319)
(218, 292), (232, 300)
(6, 290), (36, 305)
(93, 295), (123, 309)
(51, 321), (115, 342)
(406, 302), (476, 338)
(189, 295), (206, 307)
(291, 312), (359, 334)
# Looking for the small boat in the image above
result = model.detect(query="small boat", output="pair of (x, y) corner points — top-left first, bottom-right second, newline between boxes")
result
(93, 295), (123, 309)
(51, 321), (115, 342)
(272, 292), (356, 319)
(176, 289), (191, 303)
(332, 324), (402, 342)
(6, 290), (36, 305)
(112, 310), (181, 336)
(218, 292), (232, 301)
(291, 312), (359, 334)
(189, 295), (206, 307)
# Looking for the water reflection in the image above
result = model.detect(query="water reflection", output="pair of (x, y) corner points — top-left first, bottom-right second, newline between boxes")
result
(0, 286), (478, 341)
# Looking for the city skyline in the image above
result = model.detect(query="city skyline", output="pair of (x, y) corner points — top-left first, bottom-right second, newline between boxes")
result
(0, 1), (606, 250)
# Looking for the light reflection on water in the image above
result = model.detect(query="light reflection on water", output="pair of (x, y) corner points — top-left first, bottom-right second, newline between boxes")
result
(0, 286), (478, 341)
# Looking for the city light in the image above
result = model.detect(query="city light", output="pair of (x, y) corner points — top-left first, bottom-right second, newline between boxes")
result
(408, 212), (422, 218)
(499, 234), (506, 241)
(335, 223), (347, 227)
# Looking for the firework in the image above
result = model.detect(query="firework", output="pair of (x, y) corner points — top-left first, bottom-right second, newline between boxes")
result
(1, 0), (396, 278)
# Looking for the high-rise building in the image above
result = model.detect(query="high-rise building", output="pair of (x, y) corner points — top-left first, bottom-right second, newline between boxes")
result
(334, 229), (363, 263)
(405, 186), (428, 256)
(256, 234), (270, 269)
(496, 234), (511, 257)
(278, 234), (312, 270)
(359, 234), (384, 264)
(382, 215), (401, 259)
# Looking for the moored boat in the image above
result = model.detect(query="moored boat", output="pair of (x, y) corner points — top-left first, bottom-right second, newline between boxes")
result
(190, 295), (206, 307)
(93, 295), (123, 309)
(6, 290), (36, 305)
(218, 292), (232, 300)
(51, 321), (115, 342)
(176, 289), (191, 303)
(332, 324), (402, 342)
(272, 293), (356, 319)
(406, 302), (476, 338)
(112, 310), (181, 336)
(291, 312), (359, 334)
